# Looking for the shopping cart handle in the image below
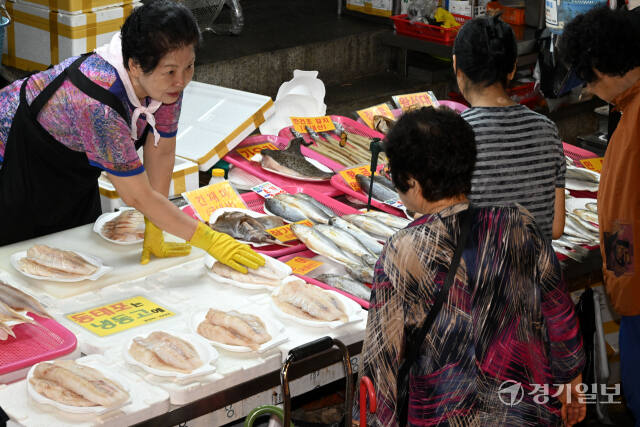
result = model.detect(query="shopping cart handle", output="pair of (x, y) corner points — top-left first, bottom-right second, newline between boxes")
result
(289, 336), (334, 362)
(359, 375), (376, 424)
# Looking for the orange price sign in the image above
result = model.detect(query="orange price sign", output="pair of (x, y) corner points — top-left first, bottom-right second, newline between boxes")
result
(266, 220), (314, 242)
(339, 165), (372, 192)
(182, 181), (247, 222)
(290, 116), (336, 134)
(579, 157), (604, 173)
(235, 142), (279, 161)
(285, 256), (324, 275)
(392, 91), (439, 112)
(356, 103), (395, 129)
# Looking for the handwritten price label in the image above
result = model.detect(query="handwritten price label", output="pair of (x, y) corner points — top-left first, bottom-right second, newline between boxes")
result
(266, 220), (314, 242)
(285, 256), (324, 275)
(290, 116), (336, 134)
(392, 91), (439, 112)
(339, 166), (372, 192)
(251, 182), (286, 199)
(579, 157), (604, 173)
(356, 103), (395, 129)
(235, 142), (279, 161)
(182, 181), (247, 222)
(66, 296), (174, 337)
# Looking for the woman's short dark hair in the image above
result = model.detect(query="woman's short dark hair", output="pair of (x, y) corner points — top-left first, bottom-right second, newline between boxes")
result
(385, 107), (476, 202)
(559, 7), (640, 84)
(121, 0), (201, 73)
(453, 15), (517, 87)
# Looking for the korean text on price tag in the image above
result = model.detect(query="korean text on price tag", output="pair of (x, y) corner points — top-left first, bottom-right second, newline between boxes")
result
(182, 181), (247, 222)
(579, 157), (604, 173)
(266, 220), (314, 242)
(251, 182), (286, 199)
(290, 116), (336, 134)
(339, 165), (372, 192)
(383, 198), (406, 210)
(356, 103), (395, 129)
(392, 91), (439, 112)
(235, 142), (279, 161)
(285, 257), (324, 275)
(66, 296), (175, 337)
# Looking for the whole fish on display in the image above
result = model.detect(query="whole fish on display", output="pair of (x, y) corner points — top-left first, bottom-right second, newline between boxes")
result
(290, 193), (336, 218)
(355, 174), (399, 203)
(274, 193), (332, 224)
(345, 264), (375, 284)
(210, 212), (286, 246)
(313, 224), (378, 266)
(290, 224), (362, 266)
(341, 214), (396, 240)
(362, 210), (411, 229)
(315, 274), (371, 302)
(328, 216), (384, 255)
(259, 138), (334, 180)
(264, 197), (309, 223)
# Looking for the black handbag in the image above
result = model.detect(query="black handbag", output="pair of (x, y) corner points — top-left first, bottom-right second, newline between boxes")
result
(396, 208), (473, 426)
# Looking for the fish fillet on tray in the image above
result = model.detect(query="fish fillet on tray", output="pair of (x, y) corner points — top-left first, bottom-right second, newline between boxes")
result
(191, 308), (288, 353)
(123, 330), (218, 380)
(11, 245), (111, 282)
(205, 253), (294, 291)
(93, 208), (145, 245)
(27, 359), (131, 414)
(270, 280), (363, 329)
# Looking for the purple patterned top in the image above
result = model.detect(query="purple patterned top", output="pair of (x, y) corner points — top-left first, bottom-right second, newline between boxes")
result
(0, 54), (182, 176)
(354, 203), (585, 426)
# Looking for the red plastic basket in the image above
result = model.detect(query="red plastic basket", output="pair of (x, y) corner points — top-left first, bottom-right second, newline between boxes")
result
(0, 314), (77, 380)
(224, 135), (343, 197)
(391, 14), (469, 45)
(278, 250), (371, 309)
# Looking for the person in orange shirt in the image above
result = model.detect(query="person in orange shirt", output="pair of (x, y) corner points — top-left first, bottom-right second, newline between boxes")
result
(561, 7), (640, 424)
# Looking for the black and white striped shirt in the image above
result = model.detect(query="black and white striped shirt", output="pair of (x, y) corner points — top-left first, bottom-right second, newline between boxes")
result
(461, 105), (565, 240)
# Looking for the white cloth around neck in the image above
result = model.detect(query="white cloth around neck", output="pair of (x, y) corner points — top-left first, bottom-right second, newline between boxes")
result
(95, 32), (162, 146)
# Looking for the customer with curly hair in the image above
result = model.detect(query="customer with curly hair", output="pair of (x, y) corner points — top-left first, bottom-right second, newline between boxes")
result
(453, 16), (566, 240)
(561, 7), (640, 424)
(354, 107), (585, 426)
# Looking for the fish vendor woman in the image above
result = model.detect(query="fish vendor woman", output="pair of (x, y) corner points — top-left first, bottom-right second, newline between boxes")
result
(0, 0), (264, 273)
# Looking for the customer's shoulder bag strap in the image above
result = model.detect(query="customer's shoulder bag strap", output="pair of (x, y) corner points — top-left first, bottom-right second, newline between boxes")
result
(397, 207), (473, 426)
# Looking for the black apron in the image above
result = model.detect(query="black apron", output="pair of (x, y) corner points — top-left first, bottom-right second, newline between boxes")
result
(0, 54), (148, 246)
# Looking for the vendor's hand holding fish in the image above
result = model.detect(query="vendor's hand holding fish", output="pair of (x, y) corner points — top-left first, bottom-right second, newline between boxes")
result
(140, 218), (192, 265)
(189, 222), (265, 273)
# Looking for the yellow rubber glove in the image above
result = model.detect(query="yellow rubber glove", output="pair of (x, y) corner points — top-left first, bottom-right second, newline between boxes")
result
(140, 218), (192, 265)
(189, 221), (265, 273)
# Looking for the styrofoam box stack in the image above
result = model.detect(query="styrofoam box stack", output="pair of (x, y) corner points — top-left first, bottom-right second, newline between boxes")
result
(2, 0), (139, 71)
(99, 155), (199, 212)
(448, 0), (486, 17)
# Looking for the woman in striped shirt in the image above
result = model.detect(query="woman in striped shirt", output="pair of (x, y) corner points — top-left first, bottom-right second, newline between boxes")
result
(452, 16), (566, 240)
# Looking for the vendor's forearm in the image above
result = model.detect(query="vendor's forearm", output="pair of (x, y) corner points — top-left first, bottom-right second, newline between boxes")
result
(134, 192), (198, 241)
(144, 135), (176, 197)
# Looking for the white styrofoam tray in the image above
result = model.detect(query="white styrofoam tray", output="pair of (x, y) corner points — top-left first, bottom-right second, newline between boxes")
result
(175, 81), (274, 171)
(0, 354), (170, 427)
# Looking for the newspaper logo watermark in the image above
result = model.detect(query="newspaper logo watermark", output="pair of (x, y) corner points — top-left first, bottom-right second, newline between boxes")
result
(498, 382), (621, 406)
(498, 380), (524, 406)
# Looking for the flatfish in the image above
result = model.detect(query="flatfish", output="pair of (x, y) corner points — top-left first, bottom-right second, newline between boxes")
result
(210, 212), (285, 246)
(260, 138), (334, 180)
(197, 309), (271, 350)
(129, 331), (203, 374)
(273, 280), (348, 322)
